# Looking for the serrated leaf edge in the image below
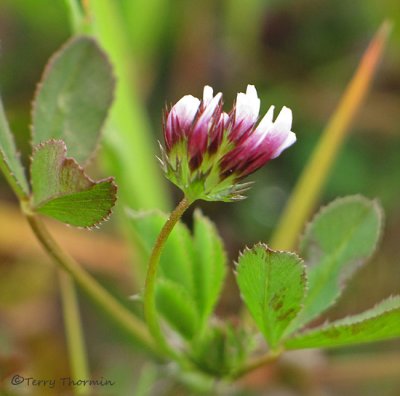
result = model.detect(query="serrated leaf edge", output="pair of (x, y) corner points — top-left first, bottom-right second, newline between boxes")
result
(300, 194), (384, 257)
(294, 195), (384, 330)
(234, 243), (308, 344)
(30, 139), (117, 229)
(285, 295), (400, 348)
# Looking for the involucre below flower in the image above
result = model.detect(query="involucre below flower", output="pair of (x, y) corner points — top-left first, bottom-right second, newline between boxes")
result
(159, 85), (296, 202)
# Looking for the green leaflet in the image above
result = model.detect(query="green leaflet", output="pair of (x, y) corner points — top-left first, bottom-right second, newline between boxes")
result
(285, 296), (400, 349)
(189, 323), (252, 377)
(156, 279), (199, 340)
(236, 245), (306, 349)
(31, 140), (117, 227)
(127, 209), (194, 291)
(192, 209), (227, 323)
(287, 196), (383, 334)
(127, 209), (227, 338)
(0, 97), (29, 198)
(32, 36), (115, 164)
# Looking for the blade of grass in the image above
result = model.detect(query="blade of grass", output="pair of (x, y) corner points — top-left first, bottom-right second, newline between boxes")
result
(87, 1), (170, 211)
(271, 21), (392, 251)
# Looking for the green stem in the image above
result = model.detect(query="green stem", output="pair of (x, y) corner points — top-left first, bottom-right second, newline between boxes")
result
(58, 271), (90, 395)
(64, 0), (84, 33)
(23, 208), (160, 358)
(231, 348), (283, 380)
(144, 197), (191, 353)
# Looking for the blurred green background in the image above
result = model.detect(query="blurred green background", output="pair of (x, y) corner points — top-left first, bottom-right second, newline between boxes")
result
(0, 0), (399, 395)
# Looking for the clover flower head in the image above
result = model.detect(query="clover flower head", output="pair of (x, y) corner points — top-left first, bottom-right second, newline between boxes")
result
(159, 85), (296, 202)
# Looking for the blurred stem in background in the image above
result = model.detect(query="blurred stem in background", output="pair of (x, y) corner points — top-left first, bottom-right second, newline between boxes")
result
(271, 21), (391, 250)
(120, 0), (169, 72)
(24, 208), (160, 358)
(58, 271), (89, 395)
(65, 0), (86, 34)
(86, 0), (171, 212)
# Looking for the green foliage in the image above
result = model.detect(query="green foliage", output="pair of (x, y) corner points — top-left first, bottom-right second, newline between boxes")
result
(235, 196), (396, 355)
(128, 209), (194, 290)
(0, 98), (29, 198)
(0, 2), (398, 379)
(192, 209), (227, 323)
(127, 209), (227, 339)
(31, 140), (117, 227)
(156, 279), (198, 340)
(236, 245), (306, 349)
(285, 296), (400, 349)
(287, 196), (383, 334)
(189, 323), (252, 377)
(32, 36), (115, 164)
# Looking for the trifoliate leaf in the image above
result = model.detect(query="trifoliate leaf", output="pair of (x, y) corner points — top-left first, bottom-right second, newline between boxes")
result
(285, 296), (400, 349)
(0, 97), (29, 198)
(287, 196), (383, 335)
(31, 140), (116, 227)
(236, 245), (306, 349)
(32, 36), (115, 164)
(126, 209), (227, 335)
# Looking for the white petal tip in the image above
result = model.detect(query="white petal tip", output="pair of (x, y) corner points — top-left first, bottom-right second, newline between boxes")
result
(275, 106), (292, 129)
(235, 85), (260, 123)
(246, 84), (258, 97)
(172, 95), (201, 126)
(271, 131), (297, 159)
(203, 86), (214, 104)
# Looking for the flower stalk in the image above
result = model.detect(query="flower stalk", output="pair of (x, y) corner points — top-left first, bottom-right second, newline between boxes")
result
(143, 196), (191, 354)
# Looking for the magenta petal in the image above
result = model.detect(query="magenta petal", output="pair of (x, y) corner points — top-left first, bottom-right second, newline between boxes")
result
(270, 131), (296, 159)
(188, 93), (222, 168)
(230, 85), (260, 142)
(208, 112), (226, 154)
(165, 95), (201, 150)
(164, 110), (182, 151)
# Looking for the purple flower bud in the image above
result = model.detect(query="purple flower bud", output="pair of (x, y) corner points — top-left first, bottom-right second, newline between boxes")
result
(160, 85), (296, 202)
